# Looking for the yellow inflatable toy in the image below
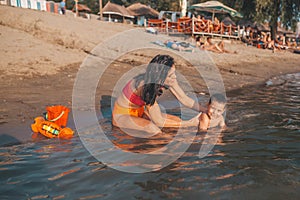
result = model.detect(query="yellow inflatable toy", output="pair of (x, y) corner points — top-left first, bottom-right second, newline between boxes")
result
(31, 117), (74, 139)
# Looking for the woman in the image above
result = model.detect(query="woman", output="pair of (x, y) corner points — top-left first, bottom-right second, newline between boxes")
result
(202, 37), (236, 54)
(212, 17), (221, 33)
(164, 40), (194, 52)
(112, 54), (206, 137)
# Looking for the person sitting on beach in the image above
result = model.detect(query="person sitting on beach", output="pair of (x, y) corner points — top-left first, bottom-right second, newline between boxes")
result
(248, 28), (260, 46)
(241, 25), (251, 44)
(198, 93), (226, 131)
(261, 32), (281, 52)
(212, 17), (221, 33)
(112, 54), (206, 136)
(201, 37), (237, 54)
(164, 40), (194, 52)
(274, 35), (288, 50)
(286, 38), (298, 48)
(195, 35), (204, 48)
(194, 15), (209, 32)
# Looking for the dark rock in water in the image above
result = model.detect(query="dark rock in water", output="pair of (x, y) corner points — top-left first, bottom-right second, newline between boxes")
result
(265, 77), (286, 86)
(265, 80), (273, 86)
(266, 73), (300, 86)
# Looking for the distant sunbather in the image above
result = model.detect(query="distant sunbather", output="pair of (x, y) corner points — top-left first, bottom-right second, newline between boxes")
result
(164, 40), (194, 52)
(201, 37), (236, 54)
(195, 36), (204, 47)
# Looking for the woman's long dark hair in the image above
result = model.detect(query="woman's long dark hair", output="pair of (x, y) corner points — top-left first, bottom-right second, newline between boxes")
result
(134, 54), (174, 106)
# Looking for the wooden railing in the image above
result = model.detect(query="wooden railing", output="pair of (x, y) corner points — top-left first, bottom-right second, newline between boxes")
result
(147, 17), (241, 39)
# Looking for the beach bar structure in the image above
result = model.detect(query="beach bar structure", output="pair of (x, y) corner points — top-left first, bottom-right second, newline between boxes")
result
(192, 17), (240, 39)
(102, 1), (134, 23)
(190, 1), (242, 38)
(147, 17), (240, 39)
(147, 1), (242, 39)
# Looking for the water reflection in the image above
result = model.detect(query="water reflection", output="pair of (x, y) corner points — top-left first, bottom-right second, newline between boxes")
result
(0, 73), (299, 199)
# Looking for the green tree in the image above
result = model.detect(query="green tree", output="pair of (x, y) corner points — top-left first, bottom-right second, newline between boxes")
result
(240, 0), (256, 20)
(256, 0), (300, 39)
(281, 0), (300, 30)
(256, 0), (279, 40)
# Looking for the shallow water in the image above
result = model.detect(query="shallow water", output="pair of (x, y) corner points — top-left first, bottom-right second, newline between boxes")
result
(1, 73), (300, 199)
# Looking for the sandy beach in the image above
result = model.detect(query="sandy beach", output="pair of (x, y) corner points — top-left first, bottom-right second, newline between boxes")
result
(0, 5), (299, 145)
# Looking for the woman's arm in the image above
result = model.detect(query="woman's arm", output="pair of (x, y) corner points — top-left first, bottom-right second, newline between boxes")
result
(169, 80), (206, 112)
(146, 102), (200, 128)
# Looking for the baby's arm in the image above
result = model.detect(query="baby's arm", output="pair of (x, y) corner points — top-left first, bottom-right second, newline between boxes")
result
(219, 117), (227, 130)
(199, 113), (210, 131)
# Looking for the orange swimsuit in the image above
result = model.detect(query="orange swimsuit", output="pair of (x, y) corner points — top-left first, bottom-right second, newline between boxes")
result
(113, 80), (146, 118)
(113, 103), (145, 118)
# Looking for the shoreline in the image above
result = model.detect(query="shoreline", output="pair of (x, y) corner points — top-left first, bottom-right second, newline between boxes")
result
(0, 5), (299, 146)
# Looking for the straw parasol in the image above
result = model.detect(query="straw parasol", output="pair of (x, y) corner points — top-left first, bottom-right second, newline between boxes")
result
(72, 4), (91, 13)
(102, 1), (134, 18)
(190, 1), (243, 19)
(127, 3), (159, 18)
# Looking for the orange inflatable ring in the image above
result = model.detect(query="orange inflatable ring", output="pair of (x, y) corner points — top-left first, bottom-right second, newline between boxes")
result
(31, 117), (74, 139)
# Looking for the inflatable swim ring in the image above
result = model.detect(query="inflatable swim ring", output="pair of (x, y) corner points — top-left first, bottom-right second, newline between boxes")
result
(31, 117), (74, 139)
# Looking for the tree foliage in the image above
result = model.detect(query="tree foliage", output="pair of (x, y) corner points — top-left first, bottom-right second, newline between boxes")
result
(256, 0), (300, 38)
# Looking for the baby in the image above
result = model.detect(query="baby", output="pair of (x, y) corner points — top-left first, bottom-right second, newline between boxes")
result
(199, 93), (226, 131)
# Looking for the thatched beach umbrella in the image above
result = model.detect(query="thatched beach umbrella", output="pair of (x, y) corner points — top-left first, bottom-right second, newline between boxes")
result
(72, 4), (91, 13)
(102, 1), (134, 19)
(190, 0), (243, 20)
(127, 3), (159, 18)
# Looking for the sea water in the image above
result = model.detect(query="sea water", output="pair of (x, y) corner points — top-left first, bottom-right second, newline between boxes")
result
(0, 73), (299, 199)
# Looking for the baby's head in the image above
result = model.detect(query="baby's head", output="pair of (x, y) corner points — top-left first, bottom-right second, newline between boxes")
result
(207, 93), (226, 119)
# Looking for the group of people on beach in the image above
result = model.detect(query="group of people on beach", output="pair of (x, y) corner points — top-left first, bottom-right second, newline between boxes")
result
(242, 25), (298, 52)
(112, 54), (226, 136)
(158, 36), (236, 54)
(194, 15), (235, 36)
(195, 36), (237, 54)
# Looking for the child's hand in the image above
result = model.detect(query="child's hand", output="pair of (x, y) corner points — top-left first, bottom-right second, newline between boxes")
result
(199, 113), (210, 131)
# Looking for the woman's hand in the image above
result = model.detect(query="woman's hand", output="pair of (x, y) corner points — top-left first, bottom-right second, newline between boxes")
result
(164, 67), (177, 88)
